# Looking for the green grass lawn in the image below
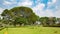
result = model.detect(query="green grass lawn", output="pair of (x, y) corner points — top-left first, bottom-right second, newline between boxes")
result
(0, 26), (60, 34)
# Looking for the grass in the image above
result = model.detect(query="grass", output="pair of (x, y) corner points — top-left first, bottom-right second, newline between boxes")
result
(0, 26), (60, 34)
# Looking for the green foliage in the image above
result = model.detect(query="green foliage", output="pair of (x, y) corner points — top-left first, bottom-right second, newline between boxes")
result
(27, 13), (39, 24)
(1, 6), (38, 26)
(39, 17), (49, 26)
(39, 17), (57, 27)
(13, 17), (28, 26)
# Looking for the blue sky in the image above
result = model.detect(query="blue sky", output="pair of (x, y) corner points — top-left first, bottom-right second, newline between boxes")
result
(0, 0), (60, 17)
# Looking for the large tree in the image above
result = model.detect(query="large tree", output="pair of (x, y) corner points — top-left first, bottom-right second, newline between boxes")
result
(1, 6), (38, 26)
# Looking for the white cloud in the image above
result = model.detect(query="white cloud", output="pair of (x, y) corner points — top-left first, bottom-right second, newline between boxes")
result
(33, 5), (60, 17)
(32, 3), (45, 12)
(32, 0), (56, 17)
(46, 1), (59, 18)
(3, 1), (12, 5)
(47, 0), (57, 9)
(32, 1), (60, 17)
(3, 0), (17, 6)
(33, 8), (54, 17)
(47, 0), (56, 4)
(0, 8), (4, 14)
(32, 3), (45, 16)
(52, 0), (56, 3)
(47, 0), (57, 8)
(54, 9), (60, 18)
(10, 0), (15, 2)
(47, 2), (52, 5)
(36, 3), (45, 10)
(18, 0), (33, 7)
(45, 9), (54, 17)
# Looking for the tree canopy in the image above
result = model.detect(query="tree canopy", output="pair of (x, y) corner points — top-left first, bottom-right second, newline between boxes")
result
(1, 6), (39, 26)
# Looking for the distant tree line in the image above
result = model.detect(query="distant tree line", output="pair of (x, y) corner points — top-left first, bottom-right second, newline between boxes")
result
(39, 17), (60, 27)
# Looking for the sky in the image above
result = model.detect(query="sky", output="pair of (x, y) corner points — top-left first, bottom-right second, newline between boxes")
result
(0, 0), (60, 18)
